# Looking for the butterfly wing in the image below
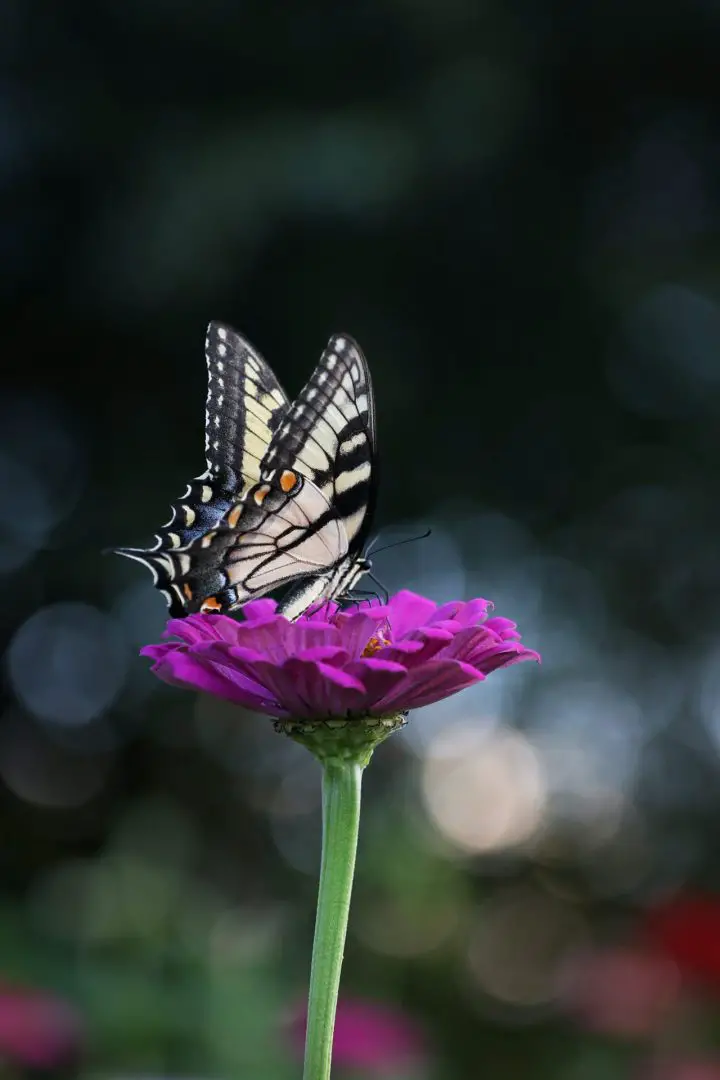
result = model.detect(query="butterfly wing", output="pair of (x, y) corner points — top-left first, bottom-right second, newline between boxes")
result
(184, 333), (377, 616)
(113, 322), (289, 615)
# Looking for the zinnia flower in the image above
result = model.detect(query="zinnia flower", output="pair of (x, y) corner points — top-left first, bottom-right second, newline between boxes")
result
(141, 590), (539, 721)
(288, 997), (427, 1074)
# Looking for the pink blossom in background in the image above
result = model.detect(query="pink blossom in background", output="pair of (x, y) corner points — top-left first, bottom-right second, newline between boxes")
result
(640, 1059), (720, 1080)
(558, 946), (681, 1038)
(289, 997), (427, 1073)
(0, 982), (84, 1069)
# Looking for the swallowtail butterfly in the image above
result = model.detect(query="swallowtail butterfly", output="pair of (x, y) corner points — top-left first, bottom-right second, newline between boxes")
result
(114, 322), (377, 620)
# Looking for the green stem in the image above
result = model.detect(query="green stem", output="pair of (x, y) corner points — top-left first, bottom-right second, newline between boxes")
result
(303, 759), (363, 1080)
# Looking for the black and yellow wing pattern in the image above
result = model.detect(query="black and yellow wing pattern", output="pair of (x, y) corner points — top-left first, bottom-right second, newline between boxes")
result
(113, 322), (289, 615)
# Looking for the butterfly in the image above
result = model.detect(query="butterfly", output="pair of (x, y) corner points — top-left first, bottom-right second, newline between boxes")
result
(114, 321), (377, 620)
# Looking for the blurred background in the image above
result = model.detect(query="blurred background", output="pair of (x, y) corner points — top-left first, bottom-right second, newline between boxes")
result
(3, 2), (720, 1078)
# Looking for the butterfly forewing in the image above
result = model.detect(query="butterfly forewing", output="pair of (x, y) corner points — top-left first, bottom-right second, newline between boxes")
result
(113, 322), (289, 615)
(204, 322), (289, 491)
(265, 334), (376, 533)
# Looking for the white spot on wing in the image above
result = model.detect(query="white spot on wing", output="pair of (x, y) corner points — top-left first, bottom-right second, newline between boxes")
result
(339, 432), (367, 456)
(336, 461), (372, 495)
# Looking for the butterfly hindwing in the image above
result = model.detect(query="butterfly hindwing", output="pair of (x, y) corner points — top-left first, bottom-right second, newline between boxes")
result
(113, 322), (289, 615)
(184, 334), (377, 616)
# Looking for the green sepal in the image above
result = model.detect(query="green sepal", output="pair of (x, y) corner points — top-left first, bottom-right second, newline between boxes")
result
(274, 713), (408, 767)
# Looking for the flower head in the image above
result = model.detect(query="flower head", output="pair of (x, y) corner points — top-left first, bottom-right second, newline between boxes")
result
(141, 590), (538, 721)
(288, 996), (427, 1073)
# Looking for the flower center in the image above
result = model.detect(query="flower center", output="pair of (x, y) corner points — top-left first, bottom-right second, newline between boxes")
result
(362, 624), (392, 657)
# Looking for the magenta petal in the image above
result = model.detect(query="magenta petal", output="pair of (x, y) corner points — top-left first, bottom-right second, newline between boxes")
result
(446, 598), (492, 627)
(375, 658), (484, 712)
(290, 646), (351, 667)
(285, 622), (341, 654)
(140, 642), (178, 662)
(479, 644), (540, 673)
(442, 625), (493, 662)
(195, 650), (281, 696)
(279, 657), (366, 717)
(225, 658), (314, 717)
(334, 609), (390, 657)
(385, 591), (438, 639)
(203, 643), (266, 666)
(162, 615), (214, 646)
(379, 627), (454, 667)
(346, 658), (408, 706)
(240, 598), (279, 622)
(152, 650), (283, 713)
(193, 613), (246, 643)
(457, 629), (540, 671)
(484, 616), (521, 641)
(227, 620), (294, 662)
(427, 600), (463, 624)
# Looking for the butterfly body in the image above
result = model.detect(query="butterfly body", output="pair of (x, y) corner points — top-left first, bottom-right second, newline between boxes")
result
(114, 325), (377, 619)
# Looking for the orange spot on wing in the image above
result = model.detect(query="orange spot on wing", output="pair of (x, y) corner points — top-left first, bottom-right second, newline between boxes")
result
(280, 469), (298, 493)
(227, 504), (243, 528)
(201, 596), (223, 612)
(183, 584), (193, 601)
(254, 484), (271, 505)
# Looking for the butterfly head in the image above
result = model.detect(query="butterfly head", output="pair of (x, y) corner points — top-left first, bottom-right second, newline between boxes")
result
(344, 555), (372, 593)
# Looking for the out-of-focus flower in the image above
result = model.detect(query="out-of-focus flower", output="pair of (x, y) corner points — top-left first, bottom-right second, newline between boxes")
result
(646, 893), (720, 989)
(640, 1059), (720, 1080)
(0, 981), (84, 1070)
(558, 945), (681, 1038)
(289, 997), (427, 1073)
(141, 590), (538, 720)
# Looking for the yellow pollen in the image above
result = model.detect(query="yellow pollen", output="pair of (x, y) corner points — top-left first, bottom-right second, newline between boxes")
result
(362, 629), (391, 657)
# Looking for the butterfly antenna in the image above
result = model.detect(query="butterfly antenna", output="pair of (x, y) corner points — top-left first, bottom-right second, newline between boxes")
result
(365, 532), (384, 558)
(368, 528), (432, 559)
